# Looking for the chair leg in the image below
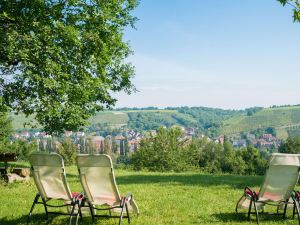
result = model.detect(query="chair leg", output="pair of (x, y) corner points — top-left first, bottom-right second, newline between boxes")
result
(88, 202), (95, 222)
(78, 201), (83, 221)
(296, 204), (300, 225)
(253, 200), (260, 225)
(26, 193), (40, 225)
(68, 202), (76, 225)
(235, 195), (244, 213)
(248, 198), (253, 221)
(292, 196), (300, 225)
(125, 202), (130, 224)
(41, 197), (49, 220)
(75, 200), (83, 225)
(119, 204), (126, 225)
(283, 200), (288, 219)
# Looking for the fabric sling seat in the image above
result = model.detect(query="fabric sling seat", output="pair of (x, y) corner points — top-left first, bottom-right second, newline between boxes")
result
(236, 153), (300, 225)
(76, 154), (139, 225)
(27, 153), (83, 225)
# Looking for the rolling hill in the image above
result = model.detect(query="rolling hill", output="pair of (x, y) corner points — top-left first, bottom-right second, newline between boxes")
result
(220, 106), (300, 138)
(9, 105), (300, 139)
(10, 107), (239, 134)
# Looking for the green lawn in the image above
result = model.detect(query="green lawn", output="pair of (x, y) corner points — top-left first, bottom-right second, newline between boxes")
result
(1, 168), (299, 225)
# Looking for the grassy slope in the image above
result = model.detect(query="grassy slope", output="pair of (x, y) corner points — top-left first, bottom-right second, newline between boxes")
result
(10, 110), (195, 130)
(221, 106), (300, 136)
(127, 110), (198, 130)
(88, 112), (129, 126)
(10, 114), (42, 130)
(0, 167), (299, 225)
(10, 112), (130, 130)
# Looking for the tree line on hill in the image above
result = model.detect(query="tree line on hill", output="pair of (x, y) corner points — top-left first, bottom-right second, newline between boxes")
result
(126, 106), (247, 136)
(125, 106), (273, 136)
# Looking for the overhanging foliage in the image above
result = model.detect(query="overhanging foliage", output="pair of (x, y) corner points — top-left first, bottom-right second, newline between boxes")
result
(0, 0), (138, 133)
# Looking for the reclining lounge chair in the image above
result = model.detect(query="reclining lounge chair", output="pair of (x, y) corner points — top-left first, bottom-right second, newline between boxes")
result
(27, 153), (83, 225)
(76, 154), (139, 225)
(236, 153), (300, 225)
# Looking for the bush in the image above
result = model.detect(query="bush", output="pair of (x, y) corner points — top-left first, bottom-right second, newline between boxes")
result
(221, 141), (246, 174)
(132, 127), (268, 175)
(132, 127), (192, 172)
(199, 142), (222, 173)
(240, 145), (268, 175)
(57, 139), (77, 165)
(279, 137), (300, 154)
(0, 139), (37, 161)
(117, 155), (132, 165)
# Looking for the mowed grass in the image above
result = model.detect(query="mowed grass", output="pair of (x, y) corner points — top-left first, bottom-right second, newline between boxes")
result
(1, 168), (300, 225)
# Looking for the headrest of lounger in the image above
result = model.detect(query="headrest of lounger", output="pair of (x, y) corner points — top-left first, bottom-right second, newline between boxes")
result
(76, 154), (112, 167)
(29, 153), (64, 167)
(269, 153), (300, 167)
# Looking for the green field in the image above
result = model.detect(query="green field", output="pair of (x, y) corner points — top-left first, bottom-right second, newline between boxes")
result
(1, 168), (300, 225)
(9, 110), (197, 131)
(88, 112), (129, 126)
(10, 114), (42, 130)
(10, 111), (130, 130)
(221, 106), (300, 136)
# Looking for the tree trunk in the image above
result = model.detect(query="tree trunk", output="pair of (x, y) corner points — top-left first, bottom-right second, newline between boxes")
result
(11, 168), (30, 177)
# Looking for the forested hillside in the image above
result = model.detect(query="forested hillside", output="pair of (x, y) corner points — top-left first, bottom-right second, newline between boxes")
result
(11, 107), (241, 134)
(9, 105), (300, 138)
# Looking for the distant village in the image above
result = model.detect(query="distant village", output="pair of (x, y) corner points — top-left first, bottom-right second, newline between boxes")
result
(214, 133), (282, 149)
(13, 126), (282, 155)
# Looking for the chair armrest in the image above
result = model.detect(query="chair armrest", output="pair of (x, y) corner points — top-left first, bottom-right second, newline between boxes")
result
(71, 192), (85, 202)
(122, 193), (132, 205)
(293, 190), (300, 201)
(244, 186), (258, 200)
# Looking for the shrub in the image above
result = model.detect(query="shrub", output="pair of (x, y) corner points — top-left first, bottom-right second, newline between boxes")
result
(132, 127), (268, 175)
(0, 139), (37, 161)
(57, 139), (77, 165)
(132, 127), (192, 172)
(279, 137), (300, 154)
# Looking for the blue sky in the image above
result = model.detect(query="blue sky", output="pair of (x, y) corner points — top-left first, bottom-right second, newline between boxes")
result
(115, 0), (300, 109)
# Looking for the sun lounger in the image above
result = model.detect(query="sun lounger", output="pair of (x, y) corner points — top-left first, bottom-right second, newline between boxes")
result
(27, 153), (83, 225)
(76, 154), (139, 225)
(236, 153), (300, 224)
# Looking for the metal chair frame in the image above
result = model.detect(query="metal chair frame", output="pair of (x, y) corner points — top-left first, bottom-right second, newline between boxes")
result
(236, 187), (300, 225)
(79, 193), (132, 225)
(26, 192), (83, 225)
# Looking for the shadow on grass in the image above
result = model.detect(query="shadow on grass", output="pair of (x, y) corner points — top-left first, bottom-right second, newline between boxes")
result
(213, 212), (298, 224)
(212, 212), (246, 223)
(116, 173), (263, 188)
(0, 214), (55, 225)
(0, 213), (98, 225)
